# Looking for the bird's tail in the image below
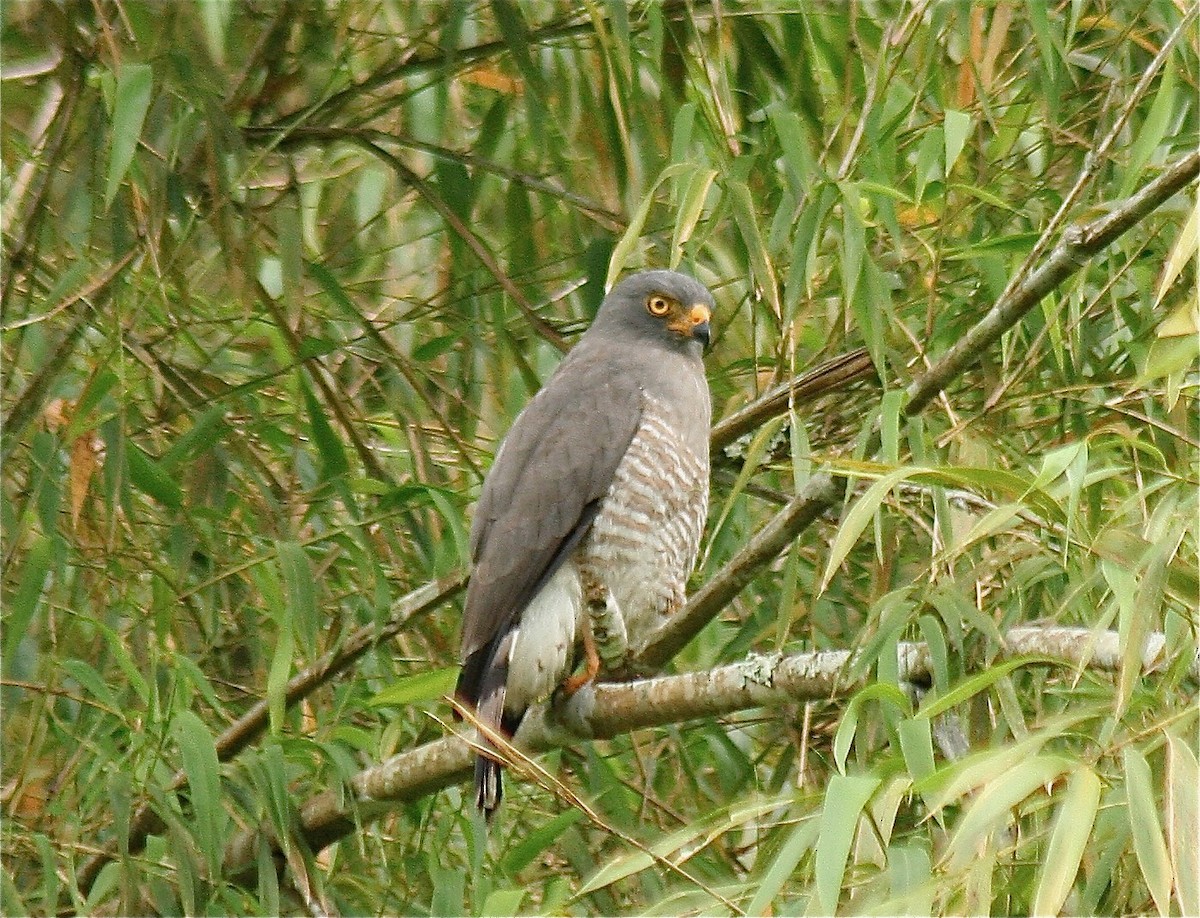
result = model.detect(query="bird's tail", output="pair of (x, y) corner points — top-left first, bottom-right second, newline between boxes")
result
(475, 751), (503, 815)
(466, 631), (516, 818)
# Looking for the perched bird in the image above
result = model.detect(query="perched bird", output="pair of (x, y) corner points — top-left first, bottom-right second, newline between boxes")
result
(456, 269), (714, 814)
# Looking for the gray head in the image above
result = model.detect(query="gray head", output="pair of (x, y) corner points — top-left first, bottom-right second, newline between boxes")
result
(588, 269), (714, 357)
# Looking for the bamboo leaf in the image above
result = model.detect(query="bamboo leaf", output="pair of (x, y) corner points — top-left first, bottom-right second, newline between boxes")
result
(943, 109), (972, 177)
(814, 774), (881, 913)
(579, 796), (783, 896)
(746, 815), (821, 916)
(367, 667), (459, 707)
(275, 540), (318, 660)
(105, 63), (153, 208)
(944, 755), (1072, 872)
(172, 710), (224, 876)
(820, 467), (917, 593)
(1124, 746), (1173, 917)
(1032, 766), (1102, 916)
(1165, 731), (1199, 916)
(501, 810), (583, 875)
(127, 444), (183, 510)
(1154, 194), (1198, 310)
(3, 535), (52, 670)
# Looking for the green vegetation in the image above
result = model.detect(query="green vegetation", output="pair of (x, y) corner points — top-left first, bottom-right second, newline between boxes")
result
(2, 2), (1196, 915)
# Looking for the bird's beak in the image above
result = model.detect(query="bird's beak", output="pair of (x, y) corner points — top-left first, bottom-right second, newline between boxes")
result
(685, 304), (711, 349)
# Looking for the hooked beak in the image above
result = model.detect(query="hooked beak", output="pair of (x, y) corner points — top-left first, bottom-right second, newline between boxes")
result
(674, 303), (711, 349)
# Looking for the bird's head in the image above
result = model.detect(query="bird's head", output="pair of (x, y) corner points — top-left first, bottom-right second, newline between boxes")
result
(593, 270), (714, 356)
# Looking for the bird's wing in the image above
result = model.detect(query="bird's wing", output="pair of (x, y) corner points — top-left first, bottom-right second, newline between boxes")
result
(459, 349), (644, 667)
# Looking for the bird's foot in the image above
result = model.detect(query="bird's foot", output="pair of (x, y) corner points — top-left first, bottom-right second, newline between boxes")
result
(560, 625), (600, 696)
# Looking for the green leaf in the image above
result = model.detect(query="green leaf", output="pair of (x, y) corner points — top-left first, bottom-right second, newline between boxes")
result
(834, 682), (911, 773)
(607, 163), (691, 285)
(105, 63), (153, 208)
(898, 717), (936, 783)
(1, 865), (28, 916)
(83, 861), (120, 915)
(919, 731), (1055, 817)
(60, 659), (122, 712)
(943, 109), (972, 177)
(1118, 537), (1171, 719)
(172, 709), (224, 875)
(64, 369), (118, 440)
(1124, 746), (1172, 916)
(1165, 732), (1199, 916)
(886, 843), (933, 914)
(746, 814), (821, 916)
(501, 809), (583, 875)
(579, 796), (782, 895)
(820, 466), (916, 593)
(3, 534), (52, 670)
(670, 167), (717, 265)
(275, 540), (318, 660)
(160, 404), (228, 470)
(918, 657), (1044, 720)
(814, 774), (881, 912)
(944, 754), (1072, 872)
(1033, 767), (1101, 917)
(367, 667), (459, 708)
(127, 444), (183, 510)
(302, 380), (349, 478)
(198, 0), (233, 66)
(1119, 61), (1176, 197)
(728, 178), (781, 320)
(478, 888), (524, 917)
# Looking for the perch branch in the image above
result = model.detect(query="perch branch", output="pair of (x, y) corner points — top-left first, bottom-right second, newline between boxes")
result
(222, 625), (1197, 879)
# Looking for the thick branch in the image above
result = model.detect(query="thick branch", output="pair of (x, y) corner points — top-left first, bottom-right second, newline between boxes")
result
(223, 625), (1197, 878)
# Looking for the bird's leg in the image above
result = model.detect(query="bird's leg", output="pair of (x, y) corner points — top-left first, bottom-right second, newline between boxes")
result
(583, 571), (629, 671)
(561, 573), (630, 695)
(590, 591), (629, 671)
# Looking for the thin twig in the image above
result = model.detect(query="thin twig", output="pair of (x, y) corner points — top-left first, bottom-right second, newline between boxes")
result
(358, 138), (571, 352)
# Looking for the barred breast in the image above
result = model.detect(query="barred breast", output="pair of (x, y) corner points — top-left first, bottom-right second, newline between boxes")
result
(577, 393), (709, 651)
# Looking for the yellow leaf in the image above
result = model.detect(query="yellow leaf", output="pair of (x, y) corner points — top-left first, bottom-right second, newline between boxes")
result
(1154, 193), (1198, 311)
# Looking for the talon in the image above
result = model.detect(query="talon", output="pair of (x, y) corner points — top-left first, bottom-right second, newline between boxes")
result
(561, 625), (600, 696)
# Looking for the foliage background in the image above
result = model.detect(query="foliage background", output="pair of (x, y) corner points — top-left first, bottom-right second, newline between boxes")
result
(2, 1), (1197, 915)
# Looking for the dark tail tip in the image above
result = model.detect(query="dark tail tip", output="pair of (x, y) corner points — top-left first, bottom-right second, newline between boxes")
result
(475, 754), (503, 818)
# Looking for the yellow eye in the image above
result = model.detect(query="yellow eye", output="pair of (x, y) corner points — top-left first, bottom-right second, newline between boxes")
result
(647, 295), (671, 316)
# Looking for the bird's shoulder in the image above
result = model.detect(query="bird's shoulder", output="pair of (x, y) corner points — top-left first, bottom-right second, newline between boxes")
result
(469, 345), (649, 557)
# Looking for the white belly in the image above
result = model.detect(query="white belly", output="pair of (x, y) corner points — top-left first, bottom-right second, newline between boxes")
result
(504, 562), (583, 715)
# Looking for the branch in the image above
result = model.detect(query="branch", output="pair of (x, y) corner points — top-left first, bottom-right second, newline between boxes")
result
(905, 151), (1199, 415)
(356, 138), (571, 353)
(709, 347), (875, 450)
(1, 249), (138, 466)
(223, 625), (1198, 879)
(243, 125), (625, 234)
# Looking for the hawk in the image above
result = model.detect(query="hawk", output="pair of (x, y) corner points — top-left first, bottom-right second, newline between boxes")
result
(456, 269), (714, 814)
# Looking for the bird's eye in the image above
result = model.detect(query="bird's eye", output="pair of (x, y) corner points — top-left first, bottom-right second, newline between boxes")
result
(647, 295), (671, 316)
